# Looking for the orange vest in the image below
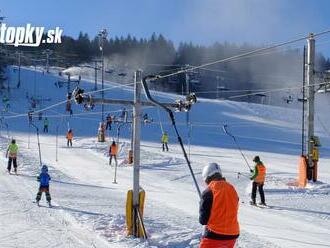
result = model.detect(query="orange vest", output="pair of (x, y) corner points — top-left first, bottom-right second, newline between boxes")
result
(66, 132), (73, 140)
(255, 163), (266, 183)
(110, 144), (117, 155)
(207, 180), (240, 236)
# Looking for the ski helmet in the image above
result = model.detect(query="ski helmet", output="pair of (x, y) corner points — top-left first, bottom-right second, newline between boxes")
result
(253, 156), (260, 163)
(41, 165), (48, 173)
(202, 163), (222, 181)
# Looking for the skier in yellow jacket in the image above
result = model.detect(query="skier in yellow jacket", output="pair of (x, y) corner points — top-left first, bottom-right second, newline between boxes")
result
(161, 132), (169, 152)
(6, 139), (18, 174)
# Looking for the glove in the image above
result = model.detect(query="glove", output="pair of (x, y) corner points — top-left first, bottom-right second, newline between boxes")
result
(250, 169), (253, 173)
(250, 177), (253, 180)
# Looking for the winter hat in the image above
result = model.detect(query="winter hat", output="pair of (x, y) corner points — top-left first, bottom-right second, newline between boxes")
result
(11, 139), (16, 144)
(202, 163), (222, 181)
(253, 156), (261, 163)
(41, 165), (48, 173)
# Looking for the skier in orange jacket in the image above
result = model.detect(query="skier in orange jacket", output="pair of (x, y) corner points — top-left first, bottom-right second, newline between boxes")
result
(199, 163), (240, 248)
(250, 156), (266, 206)
(66, 129), (73, 147)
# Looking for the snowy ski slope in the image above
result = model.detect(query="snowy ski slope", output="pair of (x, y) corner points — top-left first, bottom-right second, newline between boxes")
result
(0, 67), (330, 248)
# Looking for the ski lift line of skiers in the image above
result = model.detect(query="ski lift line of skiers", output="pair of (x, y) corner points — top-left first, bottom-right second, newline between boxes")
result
(4, 137), (268, 246)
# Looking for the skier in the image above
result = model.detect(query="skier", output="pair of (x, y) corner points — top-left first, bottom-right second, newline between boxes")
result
(66, 129), (73, 147)
(28, 110), (33, 123)
(6, 139), (18, 174)
(106, 114), (112, 130)
(161, 132), (169, 152)
(120, 108), (127, 122)
(43, 118), (49, 133)
(35, 165), (52, 207)
(2, 96), (10, 110)
(109, 141), (118, 166)
(143, 113), (151, 124)
(250, 156), (267, 206)
(199, 163), (240, 248)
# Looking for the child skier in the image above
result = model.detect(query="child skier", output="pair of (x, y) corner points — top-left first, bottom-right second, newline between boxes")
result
(109, 141), (118, 166)
(161, 132), (169, 152)
(36, 165), (52, 207)
(66, 129), (73, 147)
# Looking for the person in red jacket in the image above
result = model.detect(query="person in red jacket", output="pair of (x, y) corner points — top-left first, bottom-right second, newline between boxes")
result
(199, 163), (240, 248)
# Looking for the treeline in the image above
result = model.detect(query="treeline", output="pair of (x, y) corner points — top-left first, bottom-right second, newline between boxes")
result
(4, 32), (330, 102)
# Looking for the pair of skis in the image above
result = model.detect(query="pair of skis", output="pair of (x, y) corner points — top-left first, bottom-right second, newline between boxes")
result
(34, 201), (52, 208)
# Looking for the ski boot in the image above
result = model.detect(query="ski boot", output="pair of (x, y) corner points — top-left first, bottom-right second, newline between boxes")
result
(48, 201), (52, 208)
(250, 200), (256, 206)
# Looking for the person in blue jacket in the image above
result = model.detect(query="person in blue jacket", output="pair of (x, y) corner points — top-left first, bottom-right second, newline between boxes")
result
(36, 165), (52, 206)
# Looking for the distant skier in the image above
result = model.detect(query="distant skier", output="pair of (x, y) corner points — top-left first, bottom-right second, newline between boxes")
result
(6, 139), (18, 174)
(66, 129), (73, 147)
(161, 132), (169, 152)
(250, 156), (267, 206)
(2, 96), (10, 111)
(109, 141), (118, 166)
(28, 110), (33, 123)
(35, 165), (52, 207)
(199, 163), (240, 248)
(43, 118), (49, 133)
(106, 114), (112, 130)
(143, 113), (152, 124)
(120, 108), (128, 122)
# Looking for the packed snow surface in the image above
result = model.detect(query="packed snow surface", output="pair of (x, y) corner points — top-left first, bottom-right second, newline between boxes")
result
(0, 67), (330, 247)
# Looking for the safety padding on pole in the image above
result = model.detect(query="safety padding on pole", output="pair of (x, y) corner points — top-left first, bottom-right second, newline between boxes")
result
(126, 189), (146, 237)
(298, 156), (307, 188)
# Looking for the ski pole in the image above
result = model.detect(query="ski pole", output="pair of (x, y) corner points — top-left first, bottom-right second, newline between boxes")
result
(237, 172), (250, 179)
(223, 124), (252, 171)
(142, 75), (202, 199)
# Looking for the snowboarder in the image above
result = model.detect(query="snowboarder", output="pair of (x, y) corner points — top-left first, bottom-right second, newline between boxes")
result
(6, 139), (18, 174)
(43, 118), (49, 133)
(109, 141), (118, 166)
(161, 132), (169, 152)
(66, 129), (73, 147)
(199, 163), (240, 248)
(35, 165), (52, 207)
(250, 156), (267, 206)
(106, 114), (112, 130)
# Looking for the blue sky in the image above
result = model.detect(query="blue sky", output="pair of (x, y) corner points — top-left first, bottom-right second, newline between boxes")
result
(1, 0), (330, 57)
